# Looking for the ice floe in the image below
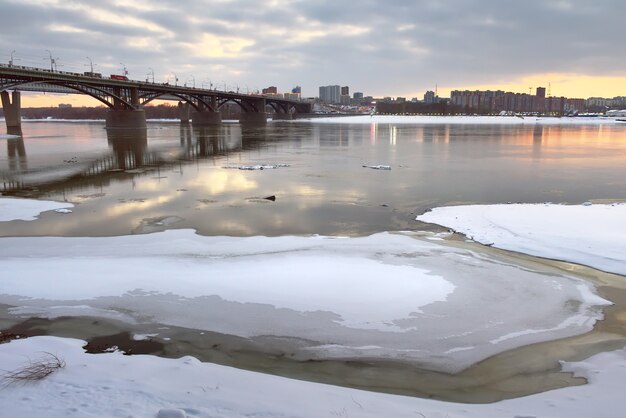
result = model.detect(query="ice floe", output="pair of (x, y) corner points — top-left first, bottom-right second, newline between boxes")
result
(0, 228), (609, 373)
(417, 203), (626, 276)
(0, 197), (74, 221)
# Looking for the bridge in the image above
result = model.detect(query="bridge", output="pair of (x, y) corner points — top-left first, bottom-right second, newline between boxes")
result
(0, 64), (311, 130)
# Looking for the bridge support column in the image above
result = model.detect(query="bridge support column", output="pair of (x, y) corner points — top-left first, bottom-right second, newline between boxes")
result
(192, 111), (221, 126)
(272, 113), (293, 120)
(1, 91), (22, 129)
(105, 109), (147, 129)
(240, 112), (267, 125)
(178, 102), (191, 123)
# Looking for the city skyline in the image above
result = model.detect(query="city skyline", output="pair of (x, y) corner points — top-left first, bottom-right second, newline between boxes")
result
(1, 0), (626, 107)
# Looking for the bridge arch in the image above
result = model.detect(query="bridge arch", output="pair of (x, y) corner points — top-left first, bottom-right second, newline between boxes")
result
(140, 92), (217, 112)
(0, 80), (132, 109)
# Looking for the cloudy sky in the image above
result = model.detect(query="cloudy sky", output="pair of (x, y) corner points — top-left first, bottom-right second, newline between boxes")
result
(1, 0), (625, 106)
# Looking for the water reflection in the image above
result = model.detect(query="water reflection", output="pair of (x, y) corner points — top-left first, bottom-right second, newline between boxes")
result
(1, 121), (626, 237)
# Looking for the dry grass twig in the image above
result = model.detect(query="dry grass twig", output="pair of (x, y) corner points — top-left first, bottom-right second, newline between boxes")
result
(1, 352), (65, 387)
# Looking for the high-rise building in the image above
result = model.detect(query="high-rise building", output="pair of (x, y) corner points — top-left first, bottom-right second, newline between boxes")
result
(424, 91), (436, 104)
(291, 86), (302, 94)
(536, 87), (546, 98)
(341, 86), (349, 96)
(319, 85), (341, 103)
(353, 92), (364, 100)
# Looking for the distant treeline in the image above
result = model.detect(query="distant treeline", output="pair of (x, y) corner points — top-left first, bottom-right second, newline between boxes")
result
(0, 104), (242, 120)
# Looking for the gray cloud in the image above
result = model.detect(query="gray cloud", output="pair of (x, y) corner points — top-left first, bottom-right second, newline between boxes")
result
(1, 0), (624, 97)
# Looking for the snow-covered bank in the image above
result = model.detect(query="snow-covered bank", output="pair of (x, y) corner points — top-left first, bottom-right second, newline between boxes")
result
(0, 227), (610, 373)
(0, 335), (625, 418)
(417, 203), (626, 276)
(300, 114), (623, 125)
(0, 197), (73, 221)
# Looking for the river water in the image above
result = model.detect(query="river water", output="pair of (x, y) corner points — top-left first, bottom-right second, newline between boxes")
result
(1, 118), (626, 402)
(1, 119), (626, 237)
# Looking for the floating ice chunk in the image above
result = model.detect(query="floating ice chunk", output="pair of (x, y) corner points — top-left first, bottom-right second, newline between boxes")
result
(54, 208), (73, 214)
(223, 163), (290, 170)
(363, 164), (391, 170)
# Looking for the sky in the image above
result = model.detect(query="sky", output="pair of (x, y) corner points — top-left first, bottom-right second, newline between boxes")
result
(1, 0), (626, 107)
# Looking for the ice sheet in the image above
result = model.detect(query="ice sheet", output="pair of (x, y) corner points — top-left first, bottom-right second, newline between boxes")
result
(301, 115), (622, 124)
(0, 228), (609, 372)
(417, 203), (626, 276)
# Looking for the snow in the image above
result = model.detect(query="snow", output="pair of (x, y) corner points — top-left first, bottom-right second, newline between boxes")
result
(1, 335), (625, 418)
(417, 203), (626, 276)
(1, 197), (625, 416)
(0, 228), (610, 372)
(0, 133), (20, 139)
(300, 115), (622, 125)
(0, 197), (74, 221)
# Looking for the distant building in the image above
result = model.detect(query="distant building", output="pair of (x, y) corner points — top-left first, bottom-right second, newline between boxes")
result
(58, 103), (72, 108)
(353, 92), (364, 100)
(449, 87), (579, 115)
(340, 95), (351, 105)
(291, 86), (302, 94)
(284, 92), (300, 101)
(536, 87), (546, 98)
(319, 85), (341, 103)
(424, 91), (436, 104)
(262, 86), (278, 95)
(341, 86), (349, 96)
(396, 97), (406, 103)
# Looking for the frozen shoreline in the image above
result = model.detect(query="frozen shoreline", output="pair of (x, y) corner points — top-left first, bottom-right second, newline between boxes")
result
(1, 335), (625, 418)
(298, 114), (623, 125)
(1, 197), (626, 417)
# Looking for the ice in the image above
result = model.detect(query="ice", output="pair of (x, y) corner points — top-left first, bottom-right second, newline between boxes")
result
(0, 228), (609, 373)
(299, 115), (623, 125)
(222, 163), (290, 170)
(0, 133), (20, 140)
(1, 335), (625, 418)
(417, 203), (626, 276)
(363, 164), (391, 170)
(0, 197), (74, 221)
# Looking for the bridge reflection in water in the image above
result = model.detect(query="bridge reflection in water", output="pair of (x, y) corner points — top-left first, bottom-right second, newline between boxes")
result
(0, 123), (276, 194)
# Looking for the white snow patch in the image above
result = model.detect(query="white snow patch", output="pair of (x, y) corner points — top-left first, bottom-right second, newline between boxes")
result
(300, 115), (622, 125)
(0, 133), (20, 140)
(0, 228), (609, 372)
(417, 203), (626, 275)
(0, 197), (74, 221)
(0, 336), (625, 418)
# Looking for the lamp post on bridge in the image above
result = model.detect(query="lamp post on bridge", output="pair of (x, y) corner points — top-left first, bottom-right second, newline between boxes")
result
(45, 49), (57, 71)
(120, 63), (129, 77)
(9, 50), (15, 67)
(147, 68), (155, 83)
(85, 56), (94, 74)
(187, 75), (195, 88)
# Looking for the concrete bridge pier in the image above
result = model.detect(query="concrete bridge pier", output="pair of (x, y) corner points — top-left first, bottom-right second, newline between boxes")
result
(240, 112), (268, 124)
(192, 111), (222, 125)
(178, 102), (191, 123)
(273, 112), (293, 120)
(1, 91), (22, 129)
(105, 109), (147, 129)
